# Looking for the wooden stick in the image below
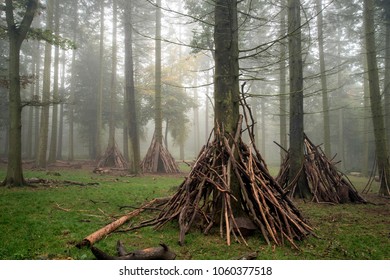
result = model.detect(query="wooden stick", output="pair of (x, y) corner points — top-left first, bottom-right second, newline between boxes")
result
(76, 198), (165, 248)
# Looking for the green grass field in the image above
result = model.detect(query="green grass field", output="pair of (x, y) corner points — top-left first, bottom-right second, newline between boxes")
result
(0, 165), (389, 260)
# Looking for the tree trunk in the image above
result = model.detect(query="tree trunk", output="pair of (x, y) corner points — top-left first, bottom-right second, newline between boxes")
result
(26, 54), (36, 159)
(279, 2), (288, 161)
(124, 0), (141, 174)
(68, 0), (78, 161)
(3, 0), (38, 186)
(37, 0), (54, 168)
(193, 77), (200, 154)
(57, 49), (66, 160)
(261, 97), (266, 157)
(316, 0), (331, 157)
(96, 0), (105, 159)
(140, 0), (180, 173)
(205, 69), (211, 144)
(214, 0), (240, 136)
(33, 42), (41, 160)
(107, 0), (117, 150)
(5, 39), (24, 185)
(364, 0), (390, 196)
(288, 0), (311, 198)
(155, 0), (163, 145)
(214, 0), (242, 215)
(164, 120), (169, 148)
(384, 2), (390, 154)
(48, 0), (60, 164)
(337, 29), (346, 171)
(362, 50), (370, 176)
(179, 143), (185, 160)
(77, 198), (168, 248)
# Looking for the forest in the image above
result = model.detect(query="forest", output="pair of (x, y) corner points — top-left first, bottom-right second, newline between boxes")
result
(0, 0), (389, 260)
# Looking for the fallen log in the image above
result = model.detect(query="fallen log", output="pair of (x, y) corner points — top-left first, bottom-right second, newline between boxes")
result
(25, 178), (99, 187)
(91, 243), (176, 260)
(76, 197), (170, 248)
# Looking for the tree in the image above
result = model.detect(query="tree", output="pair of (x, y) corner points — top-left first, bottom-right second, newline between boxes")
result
(48, 0), (60, 164)
(56, 49), (65, 160)
(364, 0), (390, 196)
(3, 0), (39, 186)
(141, 0), (179, 173)
(316, 0), (331, 156)
(36, 0), (54, 168)
(279, 2), (288, 161)
(381, 0), (390, 153)
(124, 0), (141, 174)
(95, 0), (128, 169)
(288, 0), (311, 198)
(155, 0), (163, 146)
(214, 0), (240, 135)
(96, 0), (105, 159)
(107, 0), (117, 150)
(67, 0), (78, 161)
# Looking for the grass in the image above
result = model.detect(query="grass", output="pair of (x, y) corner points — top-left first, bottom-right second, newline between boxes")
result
(0, 166), (389, 260)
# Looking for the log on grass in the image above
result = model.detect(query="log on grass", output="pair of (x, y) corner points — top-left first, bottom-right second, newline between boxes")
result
(91, 243), (176, 260)
(76, 198), (168, 248)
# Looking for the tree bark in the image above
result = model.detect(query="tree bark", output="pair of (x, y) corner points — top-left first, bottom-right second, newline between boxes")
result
(48, 0), (60, 164)
(214, 0), (240, 136)
(107, 0), (117, 150)
(26, 51), (36, 159)
(57, 49), (66, 160)
(96, 0), (105, 159)
(316, 0), (331, 157)
(214, 0), (243, 216)
(77, 198), (168, 248)
(362, 50), (370, 176)
(279, 2), (288, 161)
(193, 76), (200, 154)
(288, 0), (311, 198)
(33, 42), (41, 160)
(36, 0), (54, 168)
(68, 0), (78, 161)
(337, 29), (346, 171)
(364, 0), (390, 196)
(155, 0), (163, 145)
(384, 2), (390, 154)
(3, 0), (38, 186)
(124, 0), (141, 174)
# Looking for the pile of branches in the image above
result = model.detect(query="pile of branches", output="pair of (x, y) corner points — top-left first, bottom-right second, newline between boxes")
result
(97, 143), (128, 169)
(141, 134), (180, 173)
(276, 134), (366, 203)
(136, 115), (314, 249)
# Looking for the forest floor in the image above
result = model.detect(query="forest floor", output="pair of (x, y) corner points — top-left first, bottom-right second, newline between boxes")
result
(0, 160), (389, 260)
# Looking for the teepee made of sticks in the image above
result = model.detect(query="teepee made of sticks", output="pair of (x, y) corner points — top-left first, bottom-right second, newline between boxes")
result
(276, 134), (366, 204)
(136, 113), (314, 249)
(140, 134), (180, 173)
(97, 143), (128, 169)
